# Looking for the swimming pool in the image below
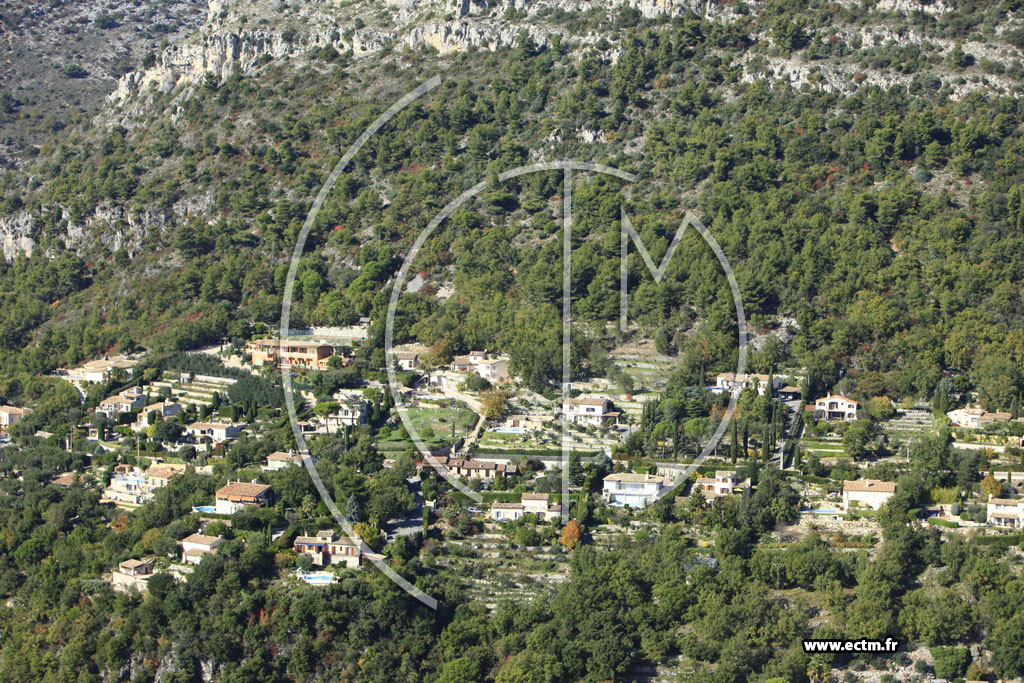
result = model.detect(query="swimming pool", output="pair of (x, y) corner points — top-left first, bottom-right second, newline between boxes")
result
(800, 509), (841, 515)
(192, 505), (216, 513)
(296, 571), (336, 585)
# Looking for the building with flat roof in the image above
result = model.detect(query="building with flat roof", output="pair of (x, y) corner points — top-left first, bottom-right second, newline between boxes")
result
(602, 472), (675, 508)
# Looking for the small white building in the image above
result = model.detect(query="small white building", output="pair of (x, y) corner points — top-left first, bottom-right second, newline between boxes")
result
(263, 450), (315, 472)
(563, 397), (620, 426)
(111, 558), (154, 593)
(489, 493), (561, 522)
(181, 533), (221, 565)
(97, 386), (146, 417)
(133, 400), (182, 430)
(842, 479), (896, 510)
(947, 407), (1012, 429)
(712, 373), (783, 396)
(814, 395), (860, 422)
(185, 422), (245, 443)
(394, 352), (419, 371)
(602, 472), (675, 508)
(0, 405), (25, 430)
(324, 398), (370, 429)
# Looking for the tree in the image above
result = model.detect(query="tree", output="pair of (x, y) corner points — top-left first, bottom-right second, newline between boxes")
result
(561, 519), (582, 549)
(866, 396), (895, 421)
(345, 494), (362, 523)
(481, 389), (509, 420)
(989, 611), (1024, 679)
(931, 646), (970, 680)
(568, 451), (585, 486)
(980, 474), (1002, 500)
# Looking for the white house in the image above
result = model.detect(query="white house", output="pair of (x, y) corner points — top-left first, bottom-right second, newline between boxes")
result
(814, 395), (860, 422)
(323, 398), (370, 429)
(262, 450), (315, 472)
(0, 405), (24, 430)
(294, 529), (362, 568)
(451, 351), (513, 383)
(563, 397), (620, 427)
(947, 407), (1012, 429)
(987, 498), (1023, 528)
(842, 479), (896, 510)
(602, 472), (675, 508)
(97, 386), (146, 417)
(111, 558), (154, 593)
(394, 352), (419, 371)
(133, 400), (182, 431)
(185, 422), (245, 443)
(694, 470), (751, 499)
(101, 463), (185, 508)
(489, 493), (561, 522)
(713, 373), (784, 396)
(67, 356), (139, 385)
(181, 533), (221, 564)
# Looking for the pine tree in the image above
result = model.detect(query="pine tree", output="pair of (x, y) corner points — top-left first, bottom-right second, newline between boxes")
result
(345, 494), (362, 523)
(568, 451), (585, 486)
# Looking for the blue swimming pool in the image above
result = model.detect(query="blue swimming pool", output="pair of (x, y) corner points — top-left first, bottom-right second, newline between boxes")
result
(192, 505), (216, 513)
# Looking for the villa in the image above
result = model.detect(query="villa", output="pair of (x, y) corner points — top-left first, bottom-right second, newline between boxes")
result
(185, 421), (245, 444)
(947, 407), (1013, 429)
(813, 395), (860, 422)
(694, 470), (751, 499)
(0, 405), (24, 430)
(490, 492), (562, 522)
(97, 386), (146, 417)
(563, 397), (620, 427)
(133, 400), (182, 431)
(247, 339), (335, 371)
(602, 472), (675, 508)
(214, 481), (273, 514)
(987, 498), (1023, 528)
(263, 450), (316, 472)
(181, 534), (221, 564)
(712, 373), (784, 396)
(842, 479), (896, 510)
(293, 529), (362, 568)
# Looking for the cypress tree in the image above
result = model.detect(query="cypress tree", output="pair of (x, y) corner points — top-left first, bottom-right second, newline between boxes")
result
(742, 421), (749, 458)
(730, 419), (738, 464)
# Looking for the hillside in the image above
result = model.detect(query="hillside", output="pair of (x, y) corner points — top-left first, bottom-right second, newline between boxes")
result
(0, 0), (206, 162)
(2, 0), (1024, 408)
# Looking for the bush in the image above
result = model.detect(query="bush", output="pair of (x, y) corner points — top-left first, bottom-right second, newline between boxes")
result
(932, 646), (970, 680)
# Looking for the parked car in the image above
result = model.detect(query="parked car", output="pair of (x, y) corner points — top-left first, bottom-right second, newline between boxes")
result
(467, 506), (483, 514)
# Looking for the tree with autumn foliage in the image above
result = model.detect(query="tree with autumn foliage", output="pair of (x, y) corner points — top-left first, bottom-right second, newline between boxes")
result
(561, 519), (582, 550)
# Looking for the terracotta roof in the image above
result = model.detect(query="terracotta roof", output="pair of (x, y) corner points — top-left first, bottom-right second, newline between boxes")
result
(779, 385), (801, 392)
(843, 479), (896, 493)
(818, 394), (858, 406)
(988, 498), (1022, 506)
(522, 493), (550, 501)
(492, 502), (523, 509)
(216, 482), (271, 498)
